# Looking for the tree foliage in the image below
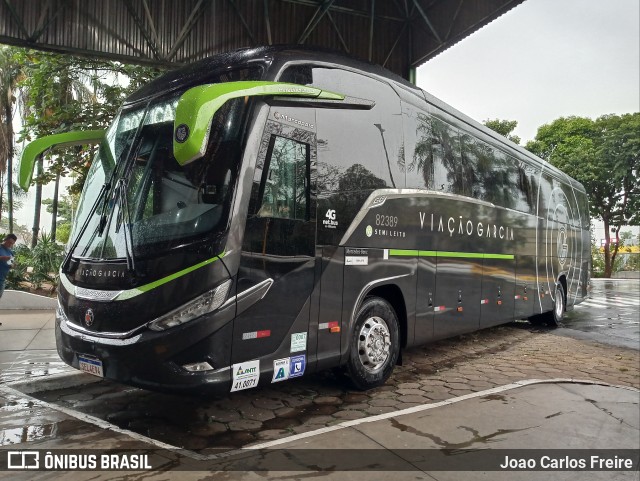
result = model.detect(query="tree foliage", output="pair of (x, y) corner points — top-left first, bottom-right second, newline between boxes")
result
(15, 50), (162, 195)
(4, 231), (64, 292)
(0, 45), (24, 230)
(526, 114), (640, 277)
(483, 118), (521, 145)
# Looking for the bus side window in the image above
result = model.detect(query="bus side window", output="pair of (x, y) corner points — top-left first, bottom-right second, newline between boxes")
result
(513, 157), (536, 214)
(405, 112), (434, 189)
(459, 132), (477, 197)
(282, 64), (404, 190)
(258, 135), (310, 221)
(406, 113), (462, 193)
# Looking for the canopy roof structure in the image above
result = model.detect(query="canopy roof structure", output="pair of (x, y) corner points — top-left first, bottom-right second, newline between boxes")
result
(0, 0), (524, 79)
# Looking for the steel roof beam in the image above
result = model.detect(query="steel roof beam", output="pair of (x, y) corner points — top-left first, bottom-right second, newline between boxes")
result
(383, 21), (408, 68)
(167, 0), (208, 61)
(368, 0), (375, 61)
(77, 5), (147, 58)
(227, 0), (257, 45)
(2, 0), (30, 39)
(412, 0), (442, 44)
(445, 0), (465, 40)
(283, 0), (405, 23)
(326, 10), (349, 53)
(264, 0), (273, 45)
(124, 0), (163, 61)
(30, 0), (65, 43)
(298, 0), (337, 44)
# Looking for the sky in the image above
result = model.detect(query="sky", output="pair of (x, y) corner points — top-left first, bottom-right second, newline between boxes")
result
(10, 0), (640, 242)
(416, 0), (640, 242)
(417, 0), (640, 144)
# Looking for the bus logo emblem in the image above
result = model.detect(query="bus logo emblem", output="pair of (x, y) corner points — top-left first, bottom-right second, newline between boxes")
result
(84, 309), (95, 327)
(175, 124), (190, 143)
(557, 226), (569, 266)
(365, 225), (373, 237)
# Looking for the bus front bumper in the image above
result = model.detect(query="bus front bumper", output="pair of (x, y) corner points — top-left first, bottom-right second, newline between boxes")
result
(54, 303), (236, 394)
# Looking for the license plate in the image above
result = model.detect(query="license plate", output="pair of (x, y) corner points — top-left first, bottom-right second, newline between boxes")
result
(78, 355), (104, 378)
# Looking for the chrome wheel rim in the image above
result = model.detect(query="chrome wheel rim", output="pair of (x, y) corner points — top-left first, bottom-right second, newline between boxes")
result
(554, 287), (564, 319)
(357, 316), (391, 373)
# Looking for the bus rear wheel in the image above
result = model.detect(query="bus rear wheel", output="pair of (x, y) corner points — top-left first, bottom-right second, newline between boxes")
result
(530, 283), (565, 328)
(346, 297), (400, 390)
(550, 282), (566, 326)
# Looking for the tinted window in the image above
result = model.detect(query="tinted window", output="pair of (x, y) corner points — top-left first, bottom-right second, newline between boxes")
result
(258, 135), (310, 221)
(405, 112), (463, 193)
(281, 65), (404, 193)
(512, 157), (537, 214)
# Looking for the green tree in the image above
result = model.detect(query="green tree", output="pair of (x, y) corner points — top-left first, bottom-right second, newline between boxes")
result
(527, 114), (640, 277)
(43, 194), (75, 243)
(14, 49), (162, 243)
(483, 118), (521, 145)
(0, 46), (24, 232)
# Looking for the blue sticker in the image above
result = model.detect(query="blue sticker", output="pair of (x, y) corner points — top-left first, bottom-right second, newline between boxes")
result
(289, 355), (306, 378)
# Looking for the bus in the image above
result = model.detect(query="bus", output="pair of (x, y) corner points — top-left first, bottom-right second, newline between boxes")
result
(20, 46), (590, 394)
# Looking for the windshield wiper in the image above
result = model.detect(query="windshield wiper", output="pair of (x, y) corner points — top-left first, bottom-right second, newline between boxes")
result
(61, 181), (111, 274)
(115, 178), (137, 275)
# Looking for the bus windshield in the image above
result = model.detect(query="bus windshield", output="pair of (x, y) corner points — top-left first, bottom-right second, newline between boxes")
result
(70, 93), (246, 262)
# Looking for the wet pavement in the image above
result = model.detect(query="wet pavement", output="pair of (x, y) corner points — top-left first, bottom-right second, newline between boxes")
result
(0, 279), (638, 478)
(10, 323), (639, 453)
(562, 279), (640, 350)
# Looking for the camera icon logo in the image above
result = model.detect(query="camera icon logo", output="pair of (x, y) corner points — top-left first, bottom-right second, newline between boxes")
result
(7, 451), (39, 469)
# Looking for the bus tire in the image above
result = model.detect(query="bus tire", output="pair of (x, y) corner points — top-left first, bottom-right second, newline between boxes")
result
(530, 283), (565, 328)
(346, 297), (400, 390)
(550, 282), (565, 326)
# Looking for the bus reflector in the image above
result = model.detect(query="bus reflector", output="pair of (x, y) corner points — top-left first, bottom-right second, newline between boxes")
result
(456, 306), (464, 312)
(330, 326), (341, 333)
(319, 321), (339, 330)
(480, 299), (489, 305)
(434, 306), (446, 312)
(242, 330), (271, 340)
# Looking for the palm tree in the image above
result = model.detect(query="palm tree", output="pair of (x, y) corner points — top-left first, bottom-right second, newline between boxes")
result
(18, 51), (95, 245)
(0, 46), (23, 233)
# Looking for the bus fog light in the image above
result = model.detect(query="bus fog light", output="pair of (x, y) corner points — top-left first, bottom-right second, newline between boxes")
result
(148, 279), (231, 331)
(183, 362), (214, 372)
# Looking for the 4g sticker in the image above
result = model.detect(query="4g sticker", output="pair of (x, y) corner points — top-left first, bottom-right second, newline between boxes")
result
(323, 209), (338, 229)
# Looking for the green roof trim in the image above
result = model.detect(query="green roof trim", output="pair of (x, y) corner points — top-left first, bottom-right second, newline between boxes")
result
(19, 130), (105, 190)
(173, 81), (344, 165)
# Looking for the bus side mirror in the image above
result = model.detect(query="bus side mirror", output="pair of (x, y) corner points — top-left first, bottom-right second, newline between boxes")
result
(18, 130), (105, 191)
(173, 81), (344, 166)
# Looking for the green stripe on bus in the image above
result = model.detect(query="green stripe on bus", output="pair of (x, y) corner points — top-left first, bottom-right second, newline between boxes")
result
(388, 249), (514, 260)
(389, 249), (422, 257)
(115, 252), (226, 300)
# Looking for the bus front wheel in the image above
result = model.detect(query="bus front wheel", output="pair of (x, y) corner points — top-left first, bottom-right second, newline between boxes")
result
(346, 297), (400, 390)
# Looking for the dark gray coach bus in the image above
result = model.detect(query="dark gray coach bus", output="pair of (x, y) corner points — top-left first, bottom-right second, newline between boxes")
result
(20, 46), (590, 394)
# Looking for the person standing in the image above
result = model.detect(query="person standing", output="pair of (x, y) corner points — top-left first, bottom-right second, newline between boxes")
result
(0, 233), (17, 306)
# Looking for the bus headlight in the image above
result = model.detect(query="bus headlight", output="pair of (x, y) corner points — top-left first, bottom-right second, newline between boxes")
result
(147, 279), (231, 331)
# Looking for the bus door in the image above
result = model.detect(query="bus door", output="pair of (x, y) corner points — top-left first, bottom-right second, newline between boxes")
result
(233, 110), (317, 368)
